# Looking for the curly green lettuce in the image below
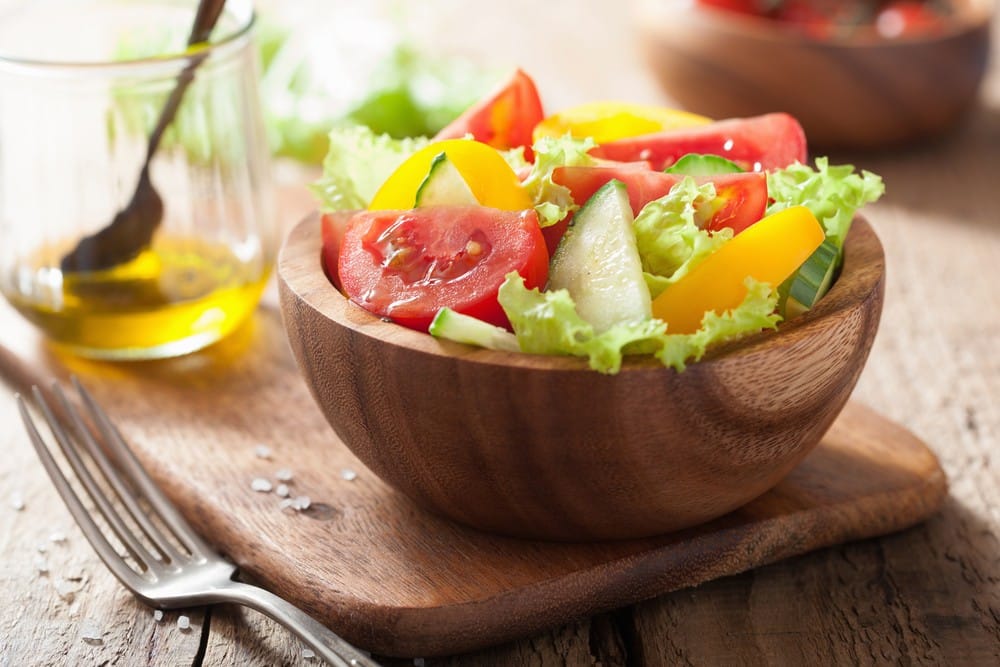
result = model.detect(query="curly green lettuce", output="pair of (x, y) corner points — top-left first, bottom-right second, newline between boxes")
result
(632, 178), (733, 298)
(767, 157), (885, 248)
(498, 273), (779, 374)
(310, 126), (429, 211)
(518, 135), (597, 227)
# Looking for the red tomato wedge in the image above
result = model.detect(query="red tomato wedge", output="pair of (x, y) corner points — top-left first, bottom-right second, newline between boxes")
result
(337, 206), (549, 332)
(589, 113), (807, 172)
(434, 69), (544, 161)
(320, 211), (351, 289)
(552, 165), (768, 234)
(554, 166), (680, 216)
(700, 172), (769, 234)
(540, 217), (572, 258)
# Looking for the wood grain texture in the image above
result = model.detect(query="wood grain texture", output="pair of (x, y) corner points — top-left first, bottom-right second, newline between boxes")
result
(1, 1), (998, 664)
(0, 383), (207, 667)
(278, 214), (885, 541)
(0, 287), (944, 658)
(633, 0), (994, 150)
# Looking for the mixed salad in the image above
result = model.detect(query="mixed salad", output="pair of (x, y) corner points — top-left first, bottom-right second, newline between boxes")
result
(696, 0), (957, 39)
(313, 70), (884, 374)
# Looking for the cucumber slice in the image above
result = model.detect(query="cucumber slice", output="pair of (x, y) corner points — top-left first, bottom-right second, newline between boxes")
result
(429, 308), (520, 352)
(548, 179), (652, 333)
(414, 152), (479, 207)
(784, 238), (840, 317)
(664, 153), (744, 175)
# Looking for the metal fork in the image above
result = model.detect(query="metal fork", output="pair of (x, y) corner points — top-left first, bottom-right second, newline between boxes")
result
(16, 378), (379, 667)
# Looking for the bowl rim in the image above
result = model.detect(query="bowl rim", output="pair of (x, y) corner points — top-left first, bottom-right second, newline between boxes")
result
(278, 210), (885, 375)
(633, 0), (995, 48)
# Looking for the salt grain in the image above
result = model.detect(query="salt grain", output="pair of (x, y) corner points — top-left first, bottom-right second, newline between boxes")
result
(54, 578), (77, 602)
(251, 478), (273, 493)
(340, 468), (358, 482)
(275, 468), (294, 482)
(153, 609), (164, 622)
(275, 484), (290, 498)
(302, 647), (316, 660)
(80, 618), (103, 644)
(34, 556), (49, 575)
(279, 496), (311, 512)
(49, 531), (67, 544)
(254, 444), (273, 460)
(11, 491), (25, 511)
(177, 615), (191, 631)
(36, 542), (48, 554)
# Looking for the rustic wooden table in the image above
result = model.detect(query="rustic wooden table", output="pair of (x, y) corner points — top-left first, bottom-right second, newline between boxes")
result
(2, 2), (998, 665)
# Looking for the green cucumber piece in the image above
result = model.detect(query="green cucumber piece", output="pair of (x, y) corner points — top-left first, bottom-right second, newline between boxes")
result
(414, 152), (478, 207)
(429, 308), (520, 352)
(664, 153), (744, 175)
(548, 179), (652, 333)
(784, 238), (840, 317)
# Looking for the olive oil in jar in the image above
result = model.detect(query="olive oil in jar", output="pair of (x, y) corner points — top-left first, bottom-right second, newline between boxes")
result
(3, 235), (270, 359)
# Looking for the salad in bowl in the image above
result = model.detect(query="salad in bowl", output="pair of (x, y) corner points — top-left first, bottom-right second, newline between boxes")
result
(310, 69), (884, 375)
(278, 69), (887, 539)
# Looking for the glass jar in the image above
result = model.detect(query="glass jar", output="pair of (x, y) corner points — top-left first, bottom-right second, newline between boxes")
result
(0, 0), (275, 359)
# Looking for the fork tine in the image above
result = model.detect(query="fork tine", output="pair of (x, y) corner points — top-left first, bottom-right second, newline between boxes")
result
(73, 377), (213, 559)
(17, 393), (143, 591)
(31, 385), (160, 574)
(50, 382), (186, 565)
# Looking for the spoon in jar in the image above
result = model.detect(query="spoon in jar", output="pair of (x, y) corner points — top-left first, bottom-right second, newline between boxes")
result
(60, 0), (227, 273)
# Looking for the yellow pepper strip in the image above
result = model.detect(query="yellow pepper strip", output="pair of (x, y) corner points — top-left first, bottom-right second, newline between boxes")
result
(651, 206), (825, 334)
(368, 139), (533, 211)
(532, 101), (711, 145)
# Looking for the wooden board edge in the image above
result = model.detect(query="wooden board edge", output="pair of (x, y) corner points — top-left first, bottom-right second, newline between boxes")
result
(316, 433), (948, 657)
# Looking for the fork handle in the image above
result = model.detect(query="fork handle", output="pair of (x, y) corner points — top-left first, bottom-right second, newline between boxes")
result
(216, 579), (380, 666)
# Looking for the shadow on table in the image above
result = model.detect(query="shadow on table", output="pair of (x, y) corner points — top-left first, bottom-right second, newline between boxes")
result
(826, 99), (1000, 233)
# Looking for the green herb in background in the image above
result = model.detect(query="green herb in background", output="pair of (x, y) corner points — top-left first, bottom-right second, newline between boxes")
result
(258, 17), (494, 164)
(106, 11), (494, 165)
(107, 25), (248, 167)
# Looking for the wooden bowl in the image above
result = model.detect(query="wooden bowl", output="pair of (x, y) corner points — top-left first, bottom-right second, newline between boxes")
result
(633, 0), (994, 150)
(277, 214), (885, 541)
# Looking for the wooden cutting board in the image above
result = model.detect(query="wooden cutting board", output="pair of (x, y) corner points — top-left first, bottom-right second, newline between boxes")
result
(0, 298), (947, 658)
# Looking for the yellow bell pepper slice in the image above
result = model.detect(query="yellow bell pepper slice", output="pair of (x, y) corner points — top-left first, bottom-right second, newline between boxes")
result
(368, 139), (533, 211)
(651, 206), (826, 334)
(532, 101), (711, 145)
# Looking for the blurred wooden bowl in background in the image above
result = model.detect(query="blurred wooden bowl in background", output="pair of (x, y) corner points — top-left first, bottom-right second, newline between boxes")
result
(633, 0), (994, 150)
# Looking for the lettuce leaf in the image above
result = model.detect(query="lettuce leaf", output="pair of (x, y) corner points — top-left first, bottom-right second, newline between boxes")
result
(657, 278), (781, 372)
(767, 157), (885, 248)
(520, 135), (597, 227)
(498, 274), (595, 354)
(632, 178), (733, 298)
(310, 126), (429, 211)
(497, 273), (779, 374)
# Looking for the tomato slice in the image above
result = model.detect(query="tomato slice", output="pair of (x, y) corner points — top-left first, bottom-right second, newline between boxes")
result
(434, 69), (545, 161)
(589, 113), (807, 172)
(320, 211), (352, 289)
(553, 165), (768, 234)
(554, 166), (680, 216)
(697, 173), (768, 234)
(533, 101), (710, 145)
(368, 139), (533, 212)
(337, 206), (549, 332)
